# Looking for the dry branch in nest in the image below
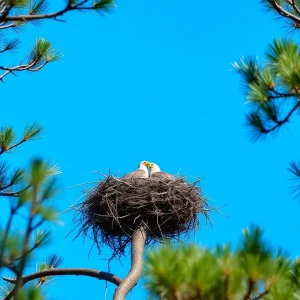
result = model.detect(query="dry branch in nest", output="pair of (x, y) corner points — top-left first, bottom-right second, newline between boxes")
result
(75, 176), (210, 257)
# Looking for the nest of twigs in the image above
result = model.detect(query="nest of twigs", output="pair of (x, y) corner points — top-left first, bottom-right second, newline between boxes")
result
(75, 176), (211, 257)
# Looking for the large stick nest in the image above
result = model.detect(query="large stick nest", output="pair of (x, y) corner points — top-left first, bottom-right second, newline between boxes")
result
(75, 176), (211, 257)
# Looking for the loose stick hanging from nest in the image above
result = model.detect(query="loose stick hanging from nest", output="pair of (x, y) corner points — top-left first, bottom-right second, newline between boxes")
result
(74, 175), (212, 299)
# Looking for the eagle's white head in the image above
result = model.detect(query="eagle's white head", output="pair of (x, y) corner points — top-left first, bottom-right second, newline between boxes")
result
(149, 163), (161, 173)
(138, 161), (151, 172)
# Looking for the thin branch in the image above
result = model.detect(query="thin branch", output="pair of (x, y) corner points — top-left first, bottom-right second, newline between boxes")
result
(0, 138), (26, 155)
(267, 0), (300, 25)
(0, 23), (16, 30)
(0, 182), (16, 191)
(0, 0), (107, 23)
(2, 267), (122, 287)
(0, 59), (48, 81)
(224, 274), (230, 300)
(0, 204), (20, 270)
(0, 185), (30, 197)
(0, 61), (36, 72)
(11, 185), (39, 296)
(27, 62), (47, 72)
(287, 0), (300, 16)
(243, 279), (255, 300)
(251, 289), (269, 300)
(268, 88), (296, 99)
(262, 101), (300, 134)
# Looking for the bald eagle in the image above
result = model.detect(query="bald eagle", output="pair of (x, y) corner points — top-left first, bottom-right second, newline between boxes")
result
(149, 163), (175, 180)
(122, 161), (150, 179)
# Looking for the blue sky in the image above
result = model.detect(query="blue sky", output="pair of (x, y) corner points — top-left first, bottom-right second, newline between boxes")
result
(1, 0), (300, 299)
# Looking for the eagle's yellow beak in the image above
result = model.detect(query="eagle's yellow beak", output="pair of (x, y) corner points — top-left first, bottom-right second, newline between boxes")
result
(144, 161), (151, 167)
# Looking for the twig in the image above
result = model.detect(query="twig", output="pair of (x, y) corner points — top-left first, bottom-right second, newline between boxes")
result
(0, 138), (26, 155)
(224, 274), (230, 300)
(251, 289), (269, 300)
(262, 101), (300, 134)
(0, 204), (21, 272)
(243, 279), (255, 300)
(0, 0), (110, 23)
(0, 23), (16, 30)
(290, 0), (300, 15)
(3, 268), (122, 300)
(11, 186), (39, 295)
(267, 0), (300, 24)
(3, 268), (122, 286)
(0, 185), (30, 197)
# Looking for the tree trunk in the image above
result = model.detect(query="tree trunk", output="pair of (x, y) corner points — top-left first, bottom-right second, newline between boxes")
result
(113, 226), (147, 300)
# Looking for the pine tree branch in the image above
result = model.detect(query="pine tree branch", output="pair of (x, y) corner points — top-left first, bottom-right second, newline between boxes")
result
(251, 289), (269, 300)
(0, 0), (111, 23)
(2, 268), (122, 299)
(0, 4), (7, 14)
(0, 23), (16, 30)
(266, 0), (300, 24)
(0, 62), (43, 81)
(224, 274), (230, 300)
(243, 279), (255, 300)
(27, 62), (47, 72)
(0, 46), (55, 81)
(11, 186), (39, 295)
(113, 226), (147, 300)
(0, 182), (16, 191)
(287, 0), (300, 16)
(269, 87), (295, 99)
(0, 46), (13, 54)
(0, 138), (26, 155)
(0, 204), (20, 269)
(0, 185), (30, 197)
(259, 101), (300, 134)
(2, 268), (122, 286)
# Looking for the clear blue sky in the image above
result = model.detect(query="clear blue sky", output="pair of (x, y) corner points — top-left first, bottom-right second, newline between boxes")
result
(1, 1), (300, 299)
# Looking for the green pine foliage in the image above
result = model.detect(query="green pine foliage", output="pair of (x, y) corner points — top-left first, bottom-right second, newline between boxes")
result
(0, 2), (116, 298)
(234, 1), (300, 142)
(0, 125), (61, 298)
(234, 39), (300, 141)
(0, 0), (115, 81)
(144, 226), (300, 300)
(234, 1), (300, 196)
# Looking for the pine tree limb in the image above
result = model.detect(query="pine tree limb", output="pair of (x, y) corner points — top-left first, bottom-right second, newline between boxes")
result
(266, 0), (300, 24)
(2, 268), (122, 286)
(263, 101), (300, 132)
(243, 279), (255, 300)
(2, 268), (122, 299)
(0, 185), (30, 197)
(0, 60), (46, 82)
(251, 289), (270, 300)
(247, 101), (300, 141)
(287, 0), (300, 16)
(224, 274), (230, 300)
(0, 23), (17, 30)
(0, 0), (113, 23)
(0, 138), (26, 154)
